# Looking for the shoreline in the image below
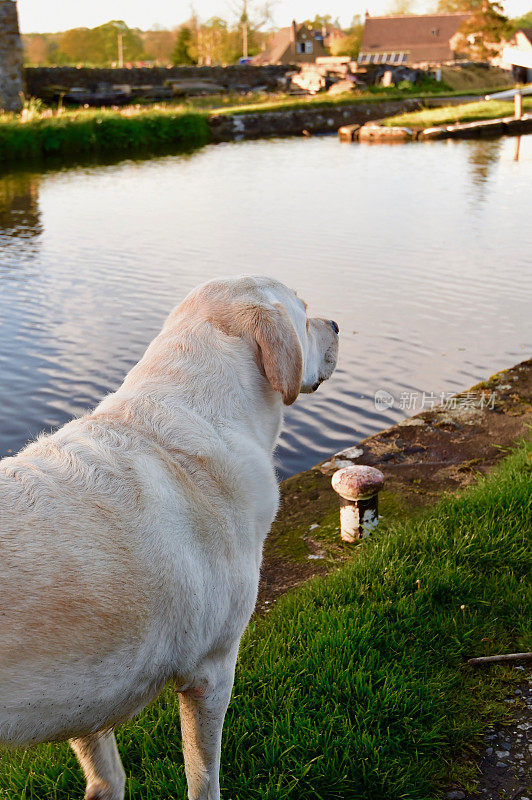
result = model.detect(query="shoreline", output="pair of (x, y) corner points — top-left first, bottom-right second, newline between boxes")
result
(0, 92), (504, 169)
(258, 356), (532, 610)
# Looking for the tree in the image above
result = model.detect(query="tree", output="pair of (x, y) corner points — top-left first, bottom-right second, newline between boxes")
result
(143, 28), (176, 64)
(230, 0), (277, 59)
(196, 17), (239, 65)
(302, 14), (337, 28)
(90, 21), (144, 65)
(332, 15), (364, 59)
(56, 28), (94, 64)
(449, 0), (509, 60)
(387, 0), (417, 14)
(22, 34), (56, 65)
(173, 26), (196, 64)
(55, 21), (144, 65)
(508, 9), (532, 33)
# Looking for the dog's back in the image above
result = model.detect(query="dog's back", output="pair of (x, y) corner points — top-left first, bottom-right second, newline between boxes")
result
(0, 422), (165, 744)
(0, 404), (267, 747)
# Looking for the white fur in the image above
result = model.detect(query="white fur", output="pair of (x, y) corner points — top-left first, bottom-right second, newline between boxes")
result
(0, 276), (338, 800)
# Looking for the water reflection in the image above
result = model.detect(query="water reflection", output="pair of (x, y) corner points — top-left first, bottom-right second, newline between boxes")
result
(0, 172), (41, 239)
(465, 138), (503, 200)
(0, 136), (530, 478)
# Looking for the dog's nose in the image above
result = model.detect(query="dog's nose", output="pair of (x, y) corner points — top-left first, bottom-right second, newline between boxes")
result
(330, 320), (339, 335)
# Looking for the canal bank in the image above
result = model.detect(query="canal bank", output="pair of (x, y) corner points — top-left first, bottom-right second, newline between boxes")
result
(259, 357), (531, 799)
(0, 93), (485, 167)
(208, 97), (424, 141)
(260, 356), (532, 608)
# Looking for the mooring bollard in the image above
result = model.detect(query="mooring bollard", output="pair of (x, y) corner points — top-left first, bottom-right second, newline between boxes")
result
(331, 465), (385, 543)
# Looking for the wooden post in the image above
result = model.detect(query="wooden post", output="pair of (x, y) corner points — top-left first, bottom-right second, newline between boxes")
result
(514, 91), (522, 119)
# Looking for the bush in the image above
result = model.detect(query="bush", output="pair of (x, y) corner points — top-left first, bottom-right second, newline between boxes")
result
(0, 108), (211, 165)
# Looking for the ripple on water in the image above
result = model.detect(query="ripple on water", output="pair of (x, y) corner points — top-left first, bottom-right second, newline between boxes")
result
(0, 135), (531, 478)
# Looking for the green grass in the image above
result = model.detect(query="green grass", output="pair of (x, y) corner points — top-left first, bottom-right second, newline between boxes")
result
(0, 107), (211, 165)
(0, 82), (520, 166)
(1, 439), (531, 799)
(383, 97), (532, 129)
(211, 85), (511, 117)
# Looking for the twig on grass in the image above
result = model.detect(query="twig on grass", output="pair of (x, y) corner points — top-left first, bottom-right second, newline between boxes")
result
(467, 652), (532, 666)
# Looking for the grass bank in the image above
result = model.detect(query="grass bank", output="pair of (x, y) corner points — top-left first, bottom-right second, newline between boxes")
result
(0, 83), (517, 167)
(0, 107), (210, 165)
(384, 97), (532, 128)
(1, 439), (530, 798)
(212, 85), (511, 116)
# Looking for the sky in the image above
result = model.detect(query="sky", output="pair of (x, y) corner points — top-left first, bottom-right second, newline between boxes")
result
(16, 0), (531, 33)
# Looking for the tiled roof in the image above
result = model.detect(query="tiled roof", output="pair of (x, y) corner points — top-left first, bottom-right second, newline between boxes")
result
(256, 26), (292, 64)
(254, 22), (330, 64)
(361, 13), (470, 51)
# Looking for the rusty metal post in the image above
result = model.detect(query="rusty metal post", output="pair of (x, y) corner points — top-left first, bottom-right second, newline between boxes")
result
(332, 465), (385, 543)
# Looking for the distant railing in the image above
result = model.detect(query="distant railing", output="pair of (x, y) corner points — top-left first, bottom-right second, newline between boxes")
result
(485, 83), (532, 119)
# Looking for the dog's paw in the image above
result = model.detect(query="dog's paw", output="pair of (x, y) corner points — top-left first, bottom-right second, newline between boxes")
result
(85, 783), (123, 800)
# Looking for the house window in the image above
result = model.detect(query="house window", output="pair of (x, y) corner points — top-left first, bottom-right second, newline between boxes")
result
(401, 53), (408, 63)
(358, 53), (367, 63)
(431, 28), (440, 36)
(393, 52), (401, 63)
(296, 41), (313, 54)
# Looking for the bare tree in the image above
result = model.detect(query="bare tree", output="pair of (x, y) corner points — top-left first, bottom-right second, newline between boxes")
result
(229, 0), (278, 58)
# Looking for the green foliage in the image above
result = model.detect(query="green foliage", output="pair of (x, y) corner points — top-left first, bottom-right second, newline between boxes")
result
(384, 96), (532, 126)
(387, 0), (417, 14)
(302, 14), (341, 29)
(437, 0), (483, 10)
(508, 9), (532, 33)
(1, 439), (530, 798)
(455, 1), (509, 60)
(142, 29), (177, 64)
(333, 24), (364, 59)
(172, 27), (196, 66)
(397, 79), (414, 90)
(53, 21), (144, 66)
(0, 109), (210, 165)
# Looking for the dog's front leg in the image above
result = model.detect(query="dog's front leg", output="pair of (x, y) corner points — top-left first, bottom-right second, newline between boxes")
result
(178, 658), (236, 800)
(69, 729), (126, 800)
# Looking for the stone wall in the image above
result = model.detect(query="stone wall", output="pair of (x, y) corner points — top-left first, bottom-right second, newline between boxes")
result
(208, 99), (423, 142)
(25, 64), (294, 97)
(0, 0), (24, 112)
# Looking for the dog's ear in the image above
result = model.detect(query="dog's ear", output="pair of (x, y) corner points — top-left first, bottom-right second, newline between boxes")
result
(240, 303), (303, 406)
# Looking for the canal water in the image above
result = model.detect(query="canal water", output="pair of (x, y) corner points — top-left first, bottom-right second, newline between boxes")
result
(0, 135), (531, 479)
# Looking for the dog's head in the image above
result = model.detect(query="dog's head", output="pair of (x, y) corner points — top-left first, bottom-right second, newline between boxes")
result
(174, 276), (339, 406)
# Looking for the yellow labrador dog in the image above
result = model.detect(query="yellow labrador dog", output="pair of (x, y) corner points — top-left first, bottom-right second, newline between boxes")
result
(0, 275), (338, 800)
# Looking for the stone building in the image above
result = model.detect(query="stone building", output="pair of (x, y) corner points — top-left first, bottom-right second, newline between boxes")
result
(502, 28), (532, 82)
(253, 21), (332, 65)
(0, 0), (24, 111)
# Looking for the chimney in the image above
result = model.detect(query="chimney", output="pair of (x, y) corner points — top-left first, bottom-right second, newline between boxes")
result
(290, 20), (297, 43)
